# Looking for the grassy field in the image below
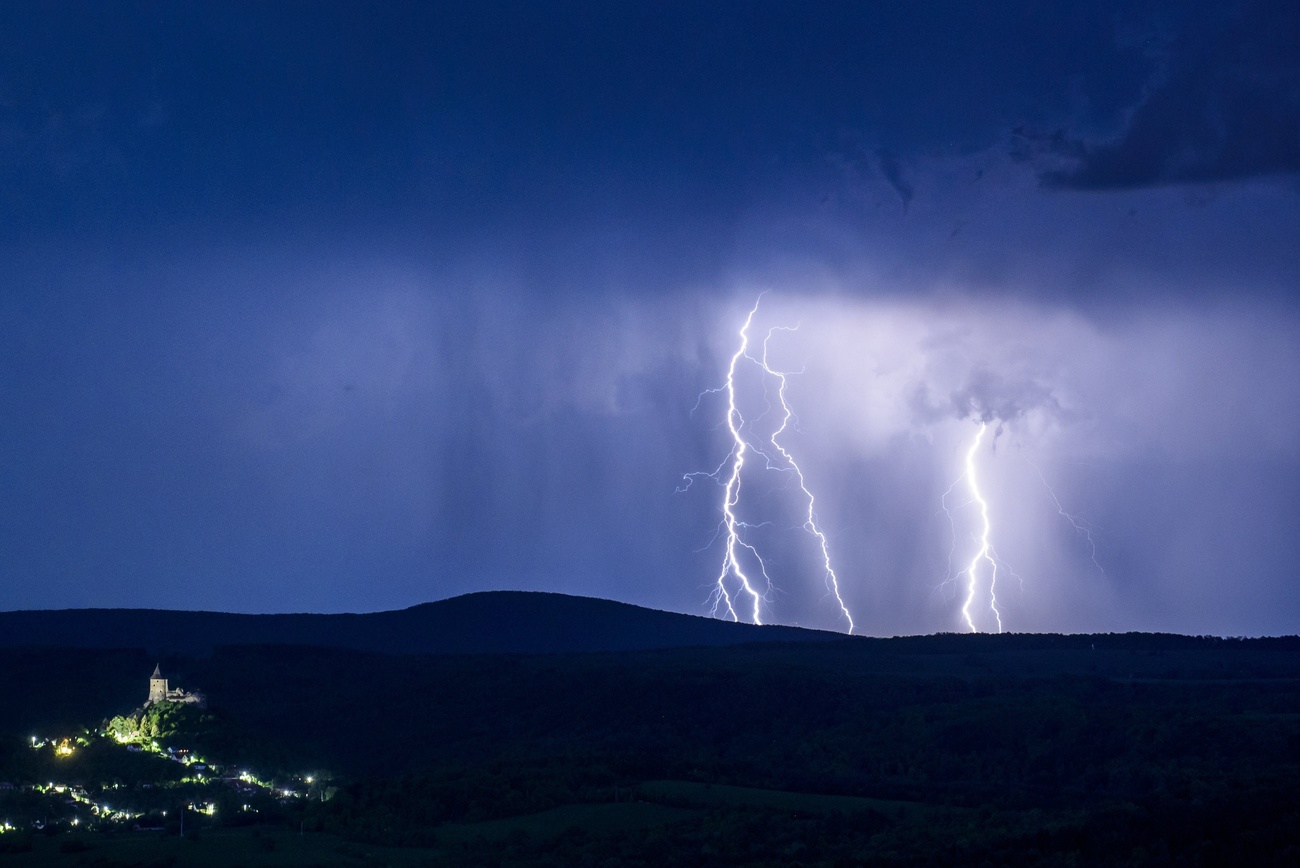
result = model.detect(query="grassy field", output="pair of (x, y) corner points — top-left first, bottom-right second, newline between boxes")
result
(434, 778), (939, 843)
(637, 778), (953, 822)
(1, 828), (436, 868)
(1, 787), (896, 867)
(436, 800), (695, 844)
(435, 781), (955, 839)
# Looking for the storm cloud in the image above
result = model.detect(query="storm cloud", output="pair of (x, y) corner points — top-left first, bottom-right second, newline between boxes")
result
(1043, 0), (1300, 189)
(1, 2), (1297, 638)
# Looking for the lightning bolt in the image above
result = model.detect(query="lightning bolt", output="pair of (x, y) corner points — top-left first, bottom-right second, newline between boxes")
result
(941, 422), (1004, 633)
(1025, 459), (1105, 575)
(758, 326), (854, 634)
(709, 300), (769, 625)
(939, 427), (1102, 633)
(682, 296), (854, 633)
(679, 300), (769, 625)
(961, 423), (1003, 633)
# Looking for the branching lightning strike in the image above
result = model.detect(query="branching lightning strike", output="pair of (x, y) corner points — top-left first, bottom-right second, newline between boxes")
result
(707, 301), (768, 626)
(941, 422), (1005, 633)
(1026, 460), (1105, 575)
(759, 327), (855, 634)
(960, 423), (1003, 633)
(942, 424), (1106, 633)
(682, 297), (854, 633)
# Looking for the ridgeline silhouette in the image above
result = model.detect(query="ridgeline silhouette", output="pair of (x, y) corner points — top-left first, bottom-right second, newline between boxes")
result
(0, 591), (842, 655)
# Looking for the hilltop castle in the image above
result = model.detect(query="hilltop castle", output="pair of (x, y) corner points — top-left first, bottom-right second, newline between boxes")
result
(146, 664), (205, 707)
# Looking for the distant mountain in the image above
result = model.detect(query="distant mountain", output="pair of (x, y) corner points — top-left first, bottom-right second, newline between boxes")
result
(0, 591), (844, 656)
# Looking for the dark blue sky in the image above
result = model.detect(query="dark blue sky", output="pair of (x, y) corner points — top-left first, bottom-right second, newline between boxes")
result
(3, 1), (1298, 635)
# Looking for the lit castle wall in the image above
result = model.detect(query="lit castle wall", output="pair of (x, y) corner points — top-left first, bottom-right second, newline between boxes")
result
(146, 664), (205, 707)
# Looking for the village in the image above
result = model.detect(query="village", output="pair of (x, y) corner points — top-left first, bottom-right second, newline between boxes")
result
(0, 666), (329, 839)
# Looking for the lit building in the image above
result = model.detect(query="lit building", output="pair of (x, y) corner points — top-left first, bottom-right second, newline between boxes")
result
(146, 664), (205, 707)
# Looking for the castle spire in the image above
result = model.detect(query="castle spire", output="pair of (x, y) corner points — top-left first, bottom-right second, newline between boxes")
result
(148, 664), (168, 704)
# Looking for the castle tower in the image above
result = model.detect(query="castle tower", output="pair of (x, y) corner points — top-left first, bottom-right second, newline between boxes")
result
(148, 664), (168, 704)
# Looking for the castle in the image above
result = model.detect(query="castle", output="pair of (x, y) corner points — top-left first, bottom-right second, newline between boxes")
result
(146, 664), (205, 707)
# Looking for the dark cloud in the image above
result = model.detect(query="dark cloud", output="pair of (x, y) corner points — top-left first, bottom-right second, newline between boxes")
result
(906, 369), (1061, 429)
(948, 369), (1060, 425)
(1042, 0), (1300, 189)
(0, 1), (1158, 237)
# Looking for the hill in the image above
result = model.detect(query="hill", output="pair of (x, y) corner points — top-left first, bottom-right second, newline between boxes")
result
(0, 590), (841, 655)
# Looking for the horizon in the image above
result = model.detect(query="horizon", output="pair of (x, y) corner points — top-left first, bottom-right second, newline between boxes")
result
(2, 589), (1296, 641)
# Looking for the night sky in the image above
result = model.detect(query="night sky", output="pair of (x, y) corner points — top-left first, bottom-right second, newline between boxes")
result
(3, 1), (1298, 636)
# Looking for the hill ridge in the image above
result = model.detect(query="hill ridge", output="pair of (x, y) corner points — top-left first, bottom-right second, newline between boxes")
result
(0, 590), (842, 656)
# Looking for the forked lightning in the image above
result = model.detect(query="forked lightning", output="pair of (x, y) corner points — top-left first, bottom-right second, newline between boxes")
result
(683, 296), (854, 633)
(958, 422), (1003, 633)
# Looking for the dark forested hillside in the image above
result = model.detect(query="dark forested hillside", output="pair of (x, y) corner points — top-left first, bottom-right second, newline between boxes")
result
(2, 612), (1299, 865)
